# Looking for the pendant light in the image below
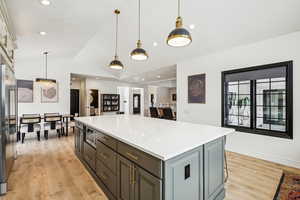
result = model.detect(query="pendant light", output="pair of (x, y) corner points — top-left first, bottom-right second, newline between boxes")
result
(109, 9), (124, 70)
(167, 0), (192, 47)
(130, 0), (148, 61)
(36, 52), (56, 84)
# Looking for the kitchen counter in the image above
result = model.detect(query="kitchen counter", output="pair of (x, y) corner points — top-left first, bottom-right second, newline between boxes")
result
(74, 115), (235, 200)
(75, 115), (234, 160)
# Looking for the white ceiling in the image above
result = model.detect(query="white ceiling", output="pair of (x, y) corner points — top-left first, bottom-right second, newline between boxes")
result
(7, 0), (300, 80)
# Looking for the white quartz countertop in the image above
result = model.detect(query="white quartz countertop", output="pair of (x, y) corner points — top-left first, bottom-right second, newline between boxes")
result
(75, 115), (235, 161)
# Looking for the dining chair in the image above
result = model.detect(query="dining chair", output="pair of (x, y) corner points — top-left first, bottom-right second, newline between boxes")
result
(162, 107), (176, 120)
(149, 107), (159, 118)
(67, 113), (78, 134)
(43, 113), (63, 139)
(157, 108), (164, 118)
(20, 114), (42, 143)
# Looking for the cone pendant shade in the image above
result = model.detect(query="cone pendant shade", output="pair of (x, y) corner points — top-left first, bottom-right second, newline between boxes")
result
(109, 9), (124, 70)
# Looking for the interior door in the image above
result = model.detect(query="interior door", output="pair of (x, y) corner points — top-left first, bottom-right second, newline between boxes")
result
(89, 89), (99, 116)
(133, 94), (141, 114)
(70, 89), (80, 117)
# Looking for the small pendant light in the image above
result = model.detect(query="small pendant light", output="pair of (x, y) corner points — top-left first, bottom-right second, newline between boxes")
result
(109, 9), (124, 70)
(130, 0), (148, 61)
(167, 0), (192, 47)
(36, 52), (56, 85)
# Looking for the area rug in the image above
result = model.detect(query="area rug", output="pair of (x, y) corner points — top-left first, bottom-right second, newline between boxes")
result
(274, 171), (300, 200)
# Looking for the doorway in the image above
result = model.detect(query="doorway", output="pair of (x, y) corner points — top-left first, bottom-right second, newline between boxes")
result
(70, 89), (80, 117)
(133, 94), (141, 114)
(89, 89), (99, 116)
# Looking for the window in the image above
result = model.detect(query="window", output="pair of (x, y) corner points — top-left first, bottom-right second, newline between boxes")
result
(221, 61), (293, 139)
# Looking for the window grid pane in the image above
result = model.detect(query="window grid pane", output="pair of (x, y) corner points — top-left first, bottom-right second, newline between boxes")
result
(225, 81), (251, 128)
(255, 78), (287, 132)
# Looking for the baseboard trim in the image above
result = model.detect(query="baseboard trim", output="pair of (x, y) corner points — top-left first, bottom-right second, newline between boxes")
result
(226, 148), (300, 169)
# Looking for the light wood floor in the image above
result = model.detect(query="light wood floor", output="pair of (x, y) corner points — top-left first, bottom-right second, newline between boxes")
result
(2, 133), (300, 200)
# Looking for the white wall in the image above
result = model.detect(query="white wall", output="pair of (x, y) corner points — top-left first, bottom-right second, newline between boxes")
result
(177, 31), (300, 168)
(71, 80), (81, 89)
(118, 87), (130, 114)
(15, 58), (114, 116)
(16, 59), (71, 115)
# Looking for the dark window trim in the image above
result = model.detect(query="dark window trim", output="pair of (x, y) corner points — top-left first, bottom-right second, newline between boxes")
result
(221, 61), (293, 139)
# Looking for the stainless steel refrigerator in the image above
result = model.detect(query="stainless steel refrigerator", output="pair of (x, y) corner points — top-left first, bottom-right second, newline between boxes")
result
(0, 56), (17, 195)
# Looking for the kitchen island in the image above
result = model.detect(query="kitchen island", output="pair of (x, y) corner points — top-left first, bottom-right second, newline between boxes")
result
(74, 115), (234, 200)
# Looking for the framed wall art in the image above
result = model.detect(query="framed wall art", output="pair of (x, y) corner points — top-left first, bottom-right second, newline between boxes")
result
(188, 73), (206, 104)
(17, 79), (34, 103)
(41, 83), (58, 103)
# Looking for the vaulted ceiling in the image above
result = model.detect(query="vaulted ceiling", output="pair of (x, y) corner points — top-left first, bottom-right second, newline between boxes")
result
(7, 0), (300, 80)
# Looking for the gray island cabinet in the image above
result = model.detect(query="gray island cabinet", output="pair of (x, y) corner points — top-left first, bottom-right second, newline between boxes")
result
(74, 115), (234, 200)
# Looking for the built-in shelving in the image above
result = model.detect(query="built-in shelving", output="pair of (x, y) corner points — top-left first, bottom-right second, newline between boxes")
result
(101, 94), (120, 112)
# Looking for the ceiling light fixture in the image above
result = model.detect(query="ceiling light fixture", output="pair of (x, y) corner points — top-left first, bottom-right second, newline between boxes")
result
(167, 0), (192, 47)
(157, 75), (161, 78)
(153, 42), (158, 47)
(39, 31), (47, 36)
(189, 24), (195, 30)
(40, 0), (51, 6)
(36, 52), (56, 85)
(130, 0), (148, 61)
(109, 9), (124, 70)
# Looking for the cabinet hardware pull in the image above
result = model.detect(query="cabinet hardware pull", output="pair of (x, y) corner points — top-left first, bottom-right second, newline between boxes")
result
(129, 164), (132, 184)
(132, 166), (136, 185)
(126, 152), (139, 161)
(101, 172), (108, 180)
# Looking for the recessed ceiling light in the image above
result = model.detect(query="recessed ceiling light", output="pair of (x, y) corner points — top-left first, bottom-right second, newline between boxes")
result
(153, 42), (158, 47)
(40, 0), (51, 6)
(142, 78), (145, 81)
(39, 31), (47, 36)
(157, 75), (161, 78)
(189, 24), (195, 30)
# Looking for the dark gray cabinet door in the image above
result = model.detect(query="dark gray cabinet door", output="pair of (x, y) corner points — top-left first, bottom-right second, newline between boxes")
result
(117, 155), (134, 200)
(134, 167), (162, 200)
(204, 137), (225, 200)
(74, 127), (79, 152)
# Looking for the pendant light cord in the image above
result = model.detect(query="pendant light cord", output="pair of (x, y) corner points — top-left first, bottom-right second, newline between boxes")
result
(115, 13), (119, 57)
(178, 0), (181, 17)
(138, 0), (141, 41)
(44, 52), (48, 79)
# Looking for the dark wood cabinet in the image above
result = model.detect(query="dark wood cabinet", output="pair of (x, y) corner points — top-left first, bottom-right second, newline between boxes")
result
(96, 159), (117, 197)
(76, 122), (226, 200)
(83, 142), (96, 171)
(134, 167), (162, 200)
(116, 155), (162, 200)
(74, 127), (80, 152)
(117, 155), (135, 200)
(74, 122), (84, 157)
